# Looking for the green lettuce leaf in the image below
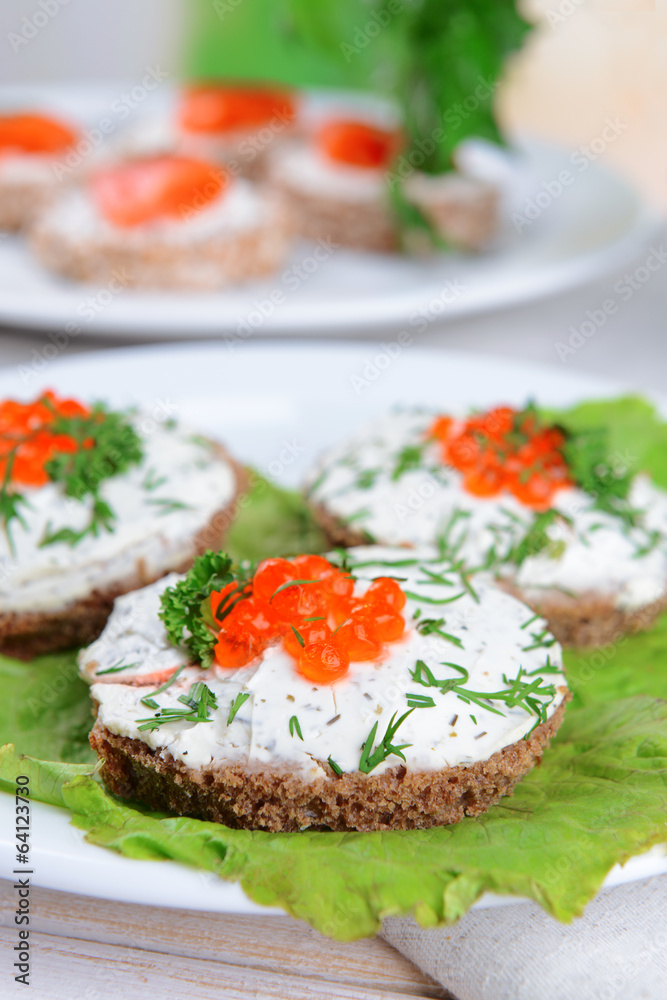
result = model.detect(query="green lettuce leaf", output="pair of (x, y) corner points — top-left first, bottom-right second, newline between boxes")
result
(1, 696), (664, 940)
(0, 744), (96, 807)
(545, 394), (667, 488)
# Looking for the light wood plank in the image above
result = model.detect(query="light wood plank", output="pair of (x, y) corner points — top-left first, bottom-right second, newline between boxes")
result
(0, 880), (450, 999)
(0, 926), (446, 1000)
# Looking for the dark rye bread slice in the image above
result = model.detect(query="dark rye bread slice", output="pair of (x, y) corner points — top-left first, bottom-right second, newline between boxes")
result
(89, 698), (567, 833)
(29, 197), (292, 291)
(0, 447), (248, 661)
(309, 501), (667, 649)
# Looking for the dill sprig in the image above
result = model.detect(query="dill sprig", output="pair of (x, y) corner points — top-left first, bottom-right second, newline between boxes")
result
(409, 659), (556, 735)
(39, 402), (143, 547)
(228, 691), (250, 725)
(289, 714), (304, 740)
(136, 681), (218, 732)
(359, 709), (414, 774)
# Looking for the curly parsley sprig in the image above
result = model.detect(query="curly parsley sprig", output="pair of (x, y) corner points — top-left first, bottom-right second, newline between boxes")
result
(159, 551), (251, 668)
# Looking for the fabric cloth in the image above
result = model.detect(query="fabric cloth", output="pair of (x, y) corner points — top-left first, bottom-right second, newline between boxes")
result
(381, 874), (667, 1000)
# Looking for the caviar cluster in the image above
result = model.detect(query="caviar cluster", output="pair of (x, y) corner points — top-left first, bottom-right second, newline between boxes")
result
(0, 391), (89, 488)
(211, 555), (407, 683)
(317, 120), (401, 170)
(0, 113), (76, 154)
(429, 406), (572, 510)
(179, 84), (296, 134)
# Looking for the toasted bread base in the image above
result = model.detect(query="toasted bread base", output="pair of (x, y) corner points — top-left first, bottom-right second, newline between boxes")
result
(308, 500), (667, 648)
(89, 698), (567, 833)
(29, 199), (292, 290)
(0, 448), (248, 660)
(272, 181), (398, 253)
(0, 179), (57, 231)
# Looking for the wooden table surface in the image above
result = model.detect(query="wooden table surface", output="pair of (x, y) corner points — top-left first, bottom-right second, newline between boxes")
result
(0, 879), (451, 999)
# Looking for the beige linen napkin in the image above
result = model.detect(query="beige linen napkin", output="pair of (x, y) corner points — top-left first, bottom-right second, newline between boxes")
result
(381, 873), (667, 1000)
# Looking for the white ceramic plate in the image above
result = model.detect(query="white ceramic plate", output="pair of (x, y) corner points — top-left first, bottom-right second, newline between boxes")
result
(0, 83), (661, 338)
(0, 341), (665, 914)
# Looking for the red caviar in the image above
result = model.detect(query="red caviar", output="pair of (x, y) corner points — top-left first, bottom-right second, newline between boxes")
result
(91, 156), (228, 228)
(0, 390), (89, 488)
(211, 555), (408, 682)
(179, 84), (296, 134)
(429, 406), (572, 511)
(0, 113), (77, 155)
(317, 120), (401, 169)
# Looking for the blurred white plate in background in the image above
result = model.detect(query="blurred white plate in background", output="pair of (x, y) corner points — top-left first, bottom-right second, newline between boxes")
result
(0, 83), (660, 339)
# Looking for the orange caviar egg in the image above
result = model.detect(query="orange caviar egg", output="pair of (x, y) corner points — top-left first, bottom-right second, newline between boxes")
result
(428, 406), (572, 511)
(318, 120), (401, 169)
(91, 156), (228, 228)
(298, 641), (350, 684)
(214, 627), (262, 669)
(333, 609), (383, 662)
(283, 618), (332, 659)
(0, 113), (77, 155)
(179, 84), (295, 134)
(0, 390), (89, 489)
(365, 577), (407, 612)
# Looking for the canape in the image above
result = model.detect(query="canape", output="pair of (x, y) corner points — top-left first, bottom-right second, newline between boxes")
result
(83, 546), (568, 832)
(0, 112), (79, 230)
(268, 117), (499, 252)
(29, 154), (292, 290)
(305, 406), (667, 647)
(0, 391), (246, 658)
(119, 83), (298, 179)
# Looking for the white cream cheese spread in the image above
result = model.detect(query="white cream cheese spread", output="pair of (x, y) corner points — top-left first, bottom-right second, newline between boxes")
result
(35, 176), (268, 246)
(0, 422), (236, 613)
(306, 410), (667, 611)
(270, 143), (388, 204)
(87, 546), (568, 779)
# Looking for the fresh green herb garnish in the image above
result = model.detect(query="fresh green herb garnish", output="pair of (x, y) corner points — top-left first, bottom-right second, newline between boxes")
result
(139, 666), (185, 707)
(38, 403), (143, 548)
(228, 691), (250, 725)
(327, 756), (343, 776)
(392, 443), (426, 480)
(290, 626), (305, 648)
(0, 453), (29, 555)
(136, 681), (218, 732)
(403, 590), (465, 606)
(96, 660), (140, 676)
(406, 693), (436, 709)
(289, 715), (304, 740)
(142, 468), (168, 492)
(409, 659), (556, 734)
(506, 510), (565, 568)
(270, 579), (317, 601)
(159, 551), (243, 668)
(145, 498), (193, 514)
(359, 709), (414, 774)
